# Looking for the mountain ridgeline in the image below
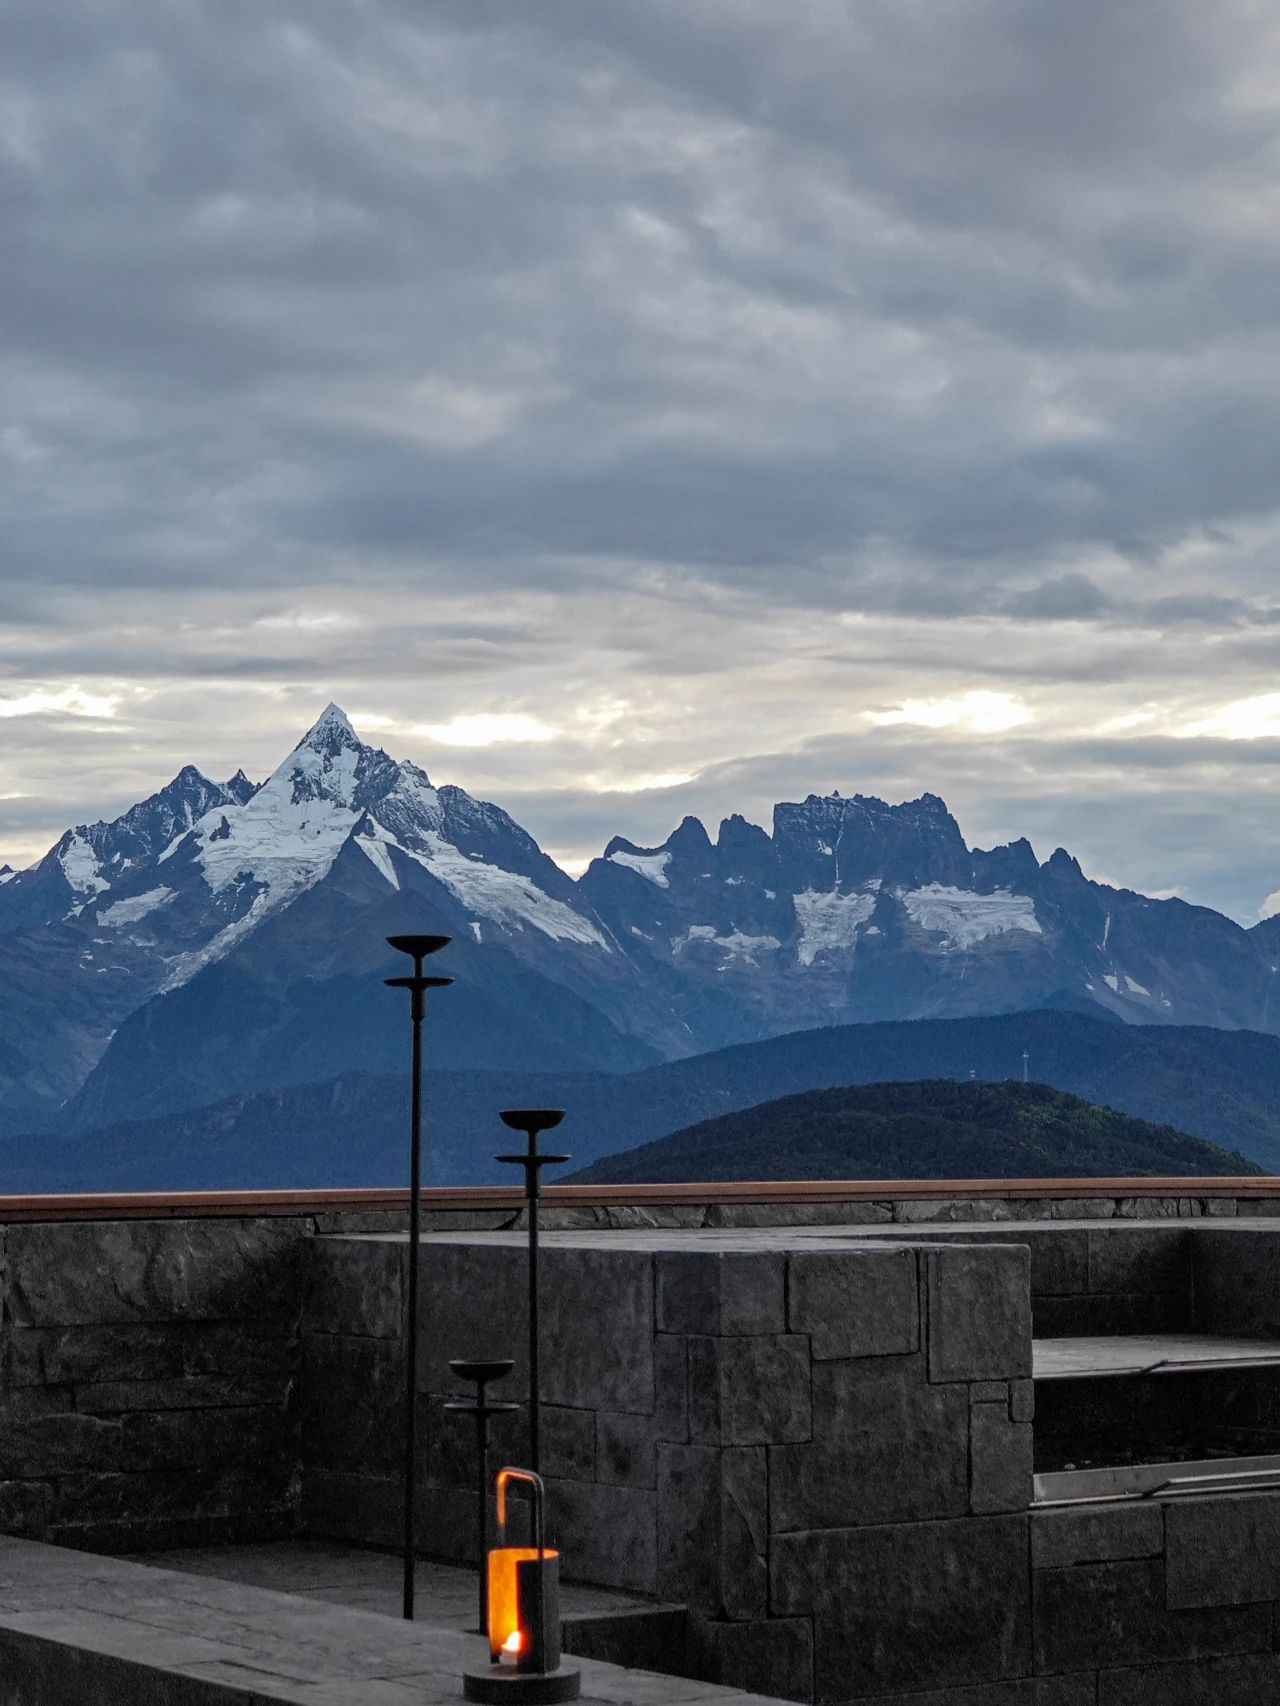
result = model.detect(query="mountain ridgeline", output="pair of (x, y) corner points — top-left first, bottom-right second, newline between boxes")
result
(3, 704), (1280, 1168)
(5, 1009), (1280, 1192)
(567, 1080), (1261, 1186)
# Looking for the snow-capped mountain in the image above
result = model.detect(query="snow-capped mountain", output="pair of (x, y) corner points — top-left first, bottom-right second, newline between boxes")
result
(0, 706), (658, 1129)
(580, 791), (1277, 1050)
(1, 704), (1278, 1136)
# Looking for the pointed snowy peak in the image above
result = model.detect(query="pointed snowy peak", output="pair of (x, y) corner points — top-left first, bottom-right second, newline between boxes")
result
(224, 769), (258, 804)
(295, 702), (358, 755)
(0, 863), (15, 886)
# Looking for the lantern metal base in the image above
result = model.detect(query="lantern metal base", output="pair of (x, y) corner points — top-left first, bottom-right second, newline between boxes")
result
(463, 1666), (581, 1704)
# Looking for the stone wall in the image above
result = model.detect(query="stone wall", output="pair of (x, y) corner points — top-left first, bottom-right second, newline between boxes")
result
(300, 1231), (1037, 1702)
(300, 1224), (1280, 1705)
(0, 1216), (315, 1552)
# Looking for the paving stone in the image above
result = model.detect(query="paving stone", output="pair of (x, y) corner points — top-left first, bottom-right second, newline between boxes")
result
(970, 1401), (1032, 1515)
(598, 1412), (658, 1489)
(655, 1445), (766, 1618)
(772, 1514), (1031, 1698)
(786, 1248), (919, 1360)
(687, 1336), (811, 1447)
(657, 1253), (786, 1336)
(770, 1358), (967, 1530)
(688, 1614), (812, 1702)
(1031, 1503), (1163, 1570)
(309, 1236), (405, 1339)
(5, 1219), (309, 1328)
(1033, 1559), (1270, 1672)
(1165, 1491), (1280, 1609)
(927, 1246), (1032, 1382)
(1096, 1651), (1280, 1704)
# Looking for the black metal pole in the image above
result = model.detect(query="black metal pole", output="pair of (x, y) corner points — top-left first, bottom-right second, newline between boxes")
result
(528, 1179), (540, 1475)
(496, 1111), (569, 1484)
(443, 1358), (517, 1636)
(404, 977), (424, 1620)
(385, 933), (452, 1623)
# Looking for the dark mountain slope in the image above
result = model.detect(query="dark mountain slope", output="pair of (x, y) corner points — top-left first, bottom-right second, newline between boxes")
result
(568, 1080), (1261, 1185)
(9, 1008), (1280, 1192)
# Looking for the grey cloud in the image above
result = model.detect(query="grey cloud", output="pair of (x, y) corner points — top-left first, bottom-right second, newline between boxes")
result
(4, 0), (1280, 919)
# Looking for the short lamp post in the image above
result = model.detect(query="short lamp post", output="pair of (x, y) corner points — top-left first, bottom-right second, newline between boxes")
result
(444, 1358), (519, 1636)
(385, 932), (453, 1622)
(496, 1110), (569, 1476)
(462, 1467), (580, 1704)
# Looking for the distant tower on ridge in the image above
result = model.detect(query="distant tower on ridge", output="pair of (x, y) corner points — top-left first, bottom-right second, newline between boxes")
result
(1022, 1048), (1030, 1084)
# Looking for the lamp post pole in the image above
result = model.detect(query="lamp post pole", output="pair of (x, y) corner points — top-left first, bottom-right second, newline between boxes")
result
(496, 1110), (569, 1476)
(386, 932), (452, 1622)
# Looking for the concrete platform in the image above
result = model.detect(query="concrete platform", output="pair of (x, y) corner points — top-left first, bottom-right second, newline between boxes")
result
(137, 1539), (652, 1628)
(1033, 1333), (1280, 1379)
(0, 1537), (782, 1706)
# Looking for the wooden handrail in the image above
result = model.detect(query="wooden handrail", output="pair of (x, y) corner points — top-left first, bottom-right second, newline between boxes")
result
(0, 1176), (1273, 1222)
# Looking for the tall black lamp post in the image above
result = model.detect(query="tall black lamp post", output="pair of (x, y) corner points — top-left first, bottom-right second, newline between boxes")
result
(386, 932), (453, 1621)
(496, 1110), (569, 1476)
(444, 1358), (519, 1634)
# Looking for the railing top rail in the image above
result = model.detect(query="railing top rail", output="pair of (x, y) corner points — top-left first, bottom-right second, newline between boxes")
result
(0, 1176), (1272, 1222)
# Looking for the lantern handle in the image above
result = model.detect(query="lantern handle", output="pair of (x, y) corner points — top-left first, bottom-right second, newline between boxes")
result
(495, 1466), (546, 1559)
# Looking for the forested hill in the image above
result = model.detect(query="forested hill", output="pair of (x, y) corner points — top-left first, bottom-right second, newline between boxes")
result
(569, 1080), (1264, 1185)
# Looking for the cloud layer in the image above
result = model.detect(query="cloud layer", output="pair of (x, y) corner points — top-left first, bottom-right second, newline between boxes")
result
(4, 1), (1280, 919)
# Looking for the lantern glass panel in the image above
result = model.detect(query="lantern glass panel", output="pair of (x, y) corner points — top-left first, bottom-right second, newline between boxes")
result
(487, 1547), (560, 1664)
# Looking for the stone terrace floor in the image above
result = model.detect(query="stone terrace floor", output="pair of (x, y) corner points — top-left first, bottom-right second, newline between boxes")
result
(139, 1538), (657, 1626)
(0, 1537), (779, 1706)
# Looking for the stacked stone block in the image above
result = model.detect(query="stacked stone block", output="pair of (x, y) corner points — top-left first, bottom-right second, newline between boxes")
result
(0, 1217), (310, 1551)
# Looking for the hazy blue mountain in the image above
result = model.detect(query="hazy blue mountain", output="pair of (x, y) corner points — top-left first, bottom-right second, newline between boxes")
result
(8, 1009), (1280, 1191)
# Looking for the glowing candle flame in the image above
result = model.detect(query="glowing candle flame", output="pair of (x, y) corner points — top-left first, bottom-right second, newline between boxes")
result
(503, 1632), (522, 1656)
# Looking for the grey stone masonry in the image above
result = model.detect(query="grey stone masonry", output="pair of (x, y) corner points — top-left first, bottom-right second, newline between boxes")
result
(302, 1229), (1040, 1704)
(0, 1215), (312, 1553)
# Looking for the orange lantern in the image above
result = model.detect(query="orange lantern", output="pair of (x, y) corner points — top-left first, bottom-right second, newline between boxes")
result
(464, 1468), (580, 1703)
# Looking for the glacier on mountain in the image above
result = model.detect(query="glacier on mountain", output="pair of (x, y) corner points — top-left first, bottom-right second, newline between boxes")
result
(793, 889), (877, 966)
(902, 884), (1042, 949)
(608, 849), (672, 887)
(97, 887), (175, 928)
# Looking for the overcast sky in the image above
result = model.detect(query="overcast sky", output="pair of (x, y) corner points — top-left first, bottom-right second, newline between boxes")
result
(4, 1), (1280, 921)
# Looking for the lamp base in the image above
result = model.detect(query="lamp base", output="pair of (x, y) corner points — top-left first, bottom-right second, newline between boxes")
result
(463, 1666), (581, 1704)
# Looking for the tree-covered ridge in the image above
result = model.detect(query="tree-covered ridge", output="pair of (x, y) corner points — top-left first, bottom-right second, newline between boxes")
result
(571, 1079), (1264, 1185)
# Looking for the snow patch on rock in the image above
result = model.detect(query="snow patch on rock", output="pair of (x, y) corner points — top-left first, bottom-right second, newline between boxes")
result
(357, 834), (400, 890)
(60, 833), (110, 897)
(674, 925), (782, 964)
(608, 849), (671, 888)
(97, 887), (175, 928)
(793, 889), (877, 966)
(903, 885), (1041, 949)
(407, 834), (608, 949)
